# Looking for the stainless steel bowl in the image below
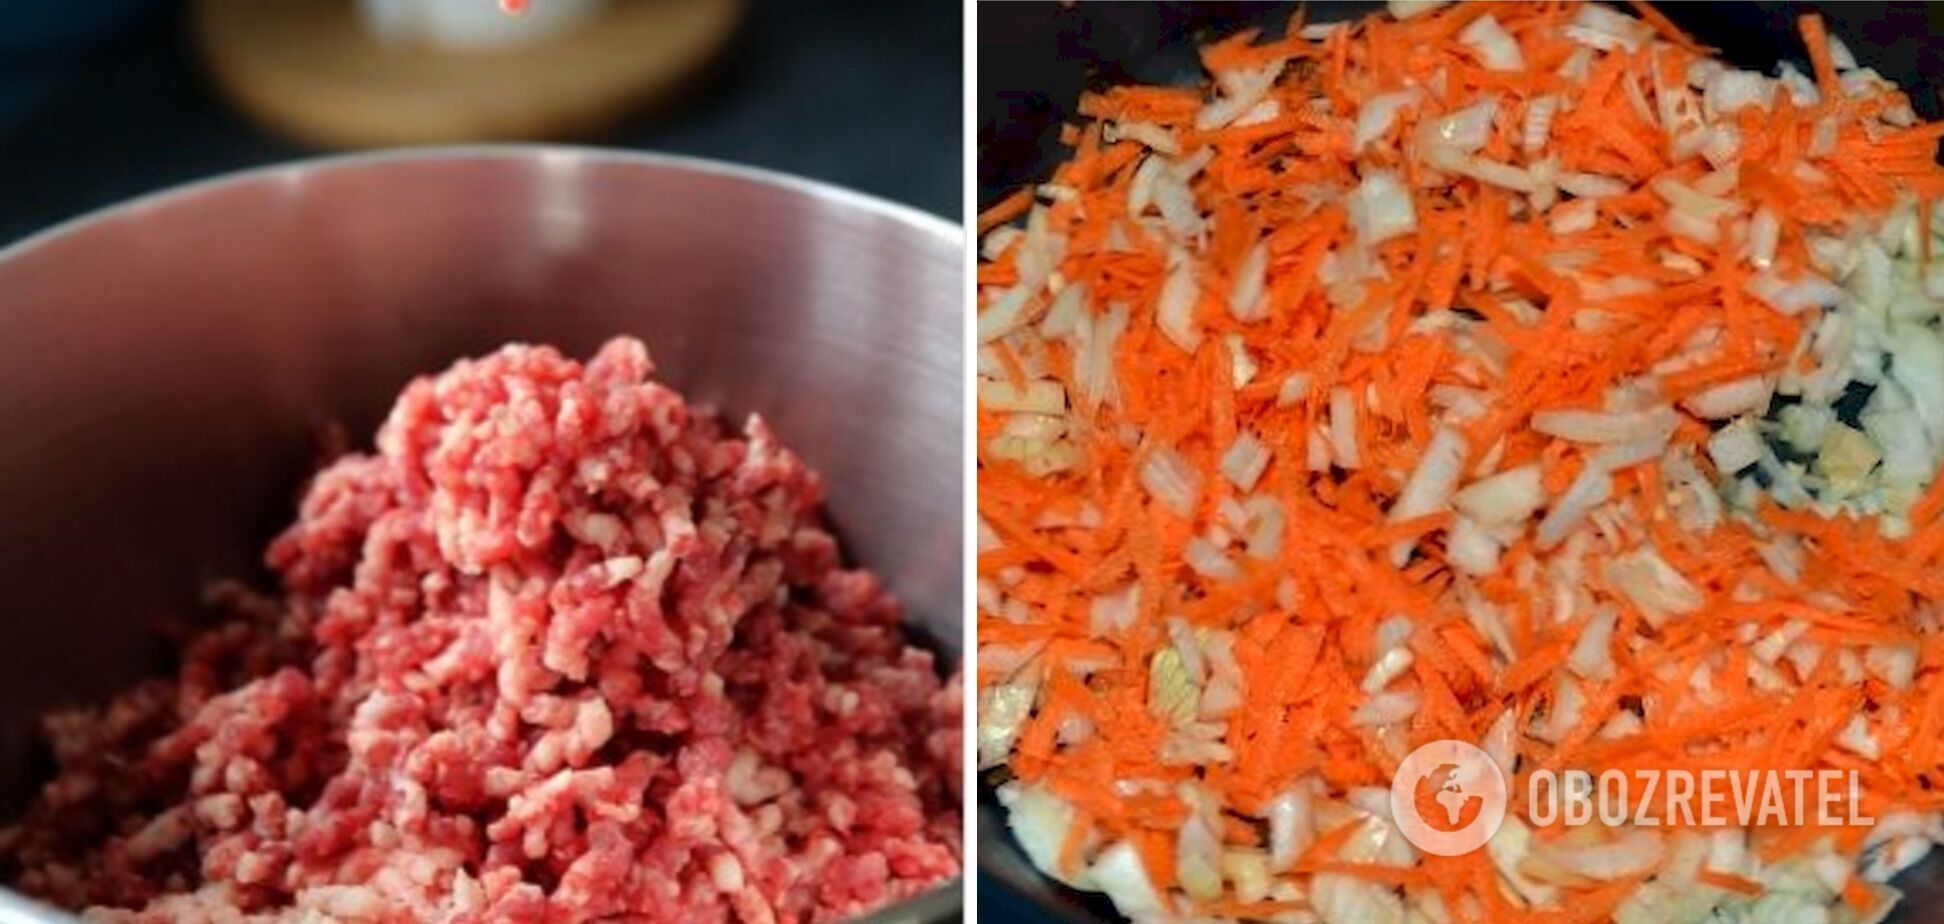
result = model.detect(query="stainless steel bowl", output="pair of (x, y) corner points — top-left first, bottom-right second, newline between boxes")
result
(0, 147), (963, 922)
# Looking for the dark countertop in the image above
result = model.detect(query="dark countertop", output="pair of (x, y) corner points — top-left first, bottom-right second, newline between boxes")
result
(0, 0), (960, 247)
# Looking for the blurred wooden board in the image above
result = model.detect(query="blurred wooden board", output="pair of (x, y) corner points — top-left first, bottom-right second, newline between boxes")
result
(193, 0), (743, 147)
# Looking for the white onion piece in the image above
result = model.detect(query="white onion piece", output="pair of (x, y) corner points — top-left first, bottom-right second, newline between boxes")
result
(1459, 15), (1522, 72)
(1706, 419), (1765, 473)
(1355, 89), (1422, 153)
(1230, 240), (1270, 321)
(1330, 386), (1362, 469)
(1351, 691), (1419, 726)
(1155, 249), (1202, 352)
(1558, 172), (1630, 198)
(1425, 99), (1500, 153)
(1111, 120), (1180, 155)
(1386, 0), (1452, 20)
(1684, 374), (1773, 419)
(1564, 3), (1650, 52)
(1140, 446), (1201, 517)
(1221, 432), (1272, 491)
(1532, 406), (1677, 443)
(1568, 607), (1617, 680)
(979, 379), (1067, 415)
(1454, 464), (1545, 524)
(1185, 536), (1240, 582)
(1745, 270), (1844, 315)
(1387, 426), (1467, 565)
(1524, 94), (1555, 154)
(1744, 207), (1779, 269)
(1347, 170), (1418, 246)
(1267, 787), (1314, 872)
(1704, 69), (1772, 116)
(1089, 841), (1166, 918)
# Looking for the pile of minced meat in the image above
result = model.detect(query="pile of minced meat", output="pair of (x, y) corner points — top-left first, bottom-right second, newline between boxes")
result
(0, 339), (961, 922)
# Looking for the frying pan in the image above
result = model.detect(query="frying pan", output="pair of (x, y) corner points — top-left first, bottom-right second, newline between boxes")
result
(0, 147), (963, 923)
(977, 3), (1944, 920)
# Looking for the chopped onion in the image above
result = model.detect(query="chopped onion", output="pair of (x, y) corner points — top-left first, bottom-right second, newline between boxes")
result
(1422, 98), (1500, 153)
(1307, 424), (1334, 471)
(1244, 496), (1286, 560)
(1155, 249), (1203, 352)
(1226, 334), (1260, 388)
(1388, 426), (1467, 565)
(1386, 0), (1451, 20)
(1745, 270), (1844, 315)
(1568, 607), (1617, 680)
(1706, 419), (1765, 473)
(1198, 61), (1282, 131)
(1459, 15), (1522, 71)
(1184, 536), (1241, 582)
(1684, 374), (1773, 419)
(1221, 432), (1273, 491)
(1446, 514), (1502, 575)
(1000, 784), (1088, 885)
(1039, 280), (1087, 339)
(1532, 405), (1677, 444)
(1549, 830), (1667, 880)
(1072, 303), (1128, 411)
(1704, 69), (1772, 116)
(1558, 172), (1630, 198)
(1127, 155), (1164, 216)
(1355, 89), (1422, 153)
(1866, 644), (1918, 690)
(1110, 120), (1180, 155)
(1088, 841), (1165, 918)
(1605, 545), (1703, 625)
(1828, 33), (1858, 71)
(1775, 61), (1820, 106)
(1230, 240), (1270, 321)
(1652, 176), (1739, 222)
(1536, 465), (1613, 550)
(980, 226), (1022, 261)
(1699, 125), (1742, 170)
(1887, 323), (1944, 450)
(1808, 114), (1848, 158)
(1140, 445), (1202, 517)
(979, 379), (1066, 415)
(1089, 584), (1140, 637)
(1564, 3), (1650, 52)
(1425, 145), (1537, 193)
(1330, 386), (1362, 469)
(1176, 804), (1225, 901)
(1454, 464), (1545, 524)
(1267, 787), (1314, 871)
(1350, 691), (1418, 726)
(1548, 198), (1597, 235)
(1278, 372), (1312, 407)
(1744, 207), (1779, 269)
(978, 286), (1036, 343)
(979, 683), (1037, 769)
(1152, 165), (1205, 239)
(1524, 94), (1555, 154)
(1347, 170), (1418, 246)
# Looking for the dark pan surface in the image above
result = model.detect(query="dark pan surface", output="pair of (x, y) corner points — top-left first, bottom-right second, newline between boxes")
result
(977, 3), (1944, 921)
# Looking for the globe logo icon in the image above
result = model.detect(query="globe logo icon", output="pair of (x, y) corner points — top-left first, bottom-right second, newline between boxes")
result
(1390, 740), (1508, 856)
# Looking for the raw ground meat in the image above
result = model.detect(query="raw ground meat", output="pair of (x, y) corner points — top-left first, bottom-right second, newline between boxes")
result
(0, 338), (961, 923)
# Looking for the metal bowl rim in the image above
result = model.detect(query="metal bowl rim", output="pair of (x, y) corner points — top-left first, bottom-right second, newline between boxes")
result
(0, 143), (964, 269)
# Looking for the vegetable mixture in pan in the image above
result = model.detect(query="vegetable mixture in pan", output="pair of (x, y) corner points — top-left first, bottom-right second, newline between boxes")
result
(978, 3), (1944, 921)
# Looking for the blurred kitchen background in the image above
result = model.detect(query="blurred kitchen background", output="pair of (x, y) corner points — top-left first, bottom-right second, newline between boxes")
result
(0, 0), (959, 246)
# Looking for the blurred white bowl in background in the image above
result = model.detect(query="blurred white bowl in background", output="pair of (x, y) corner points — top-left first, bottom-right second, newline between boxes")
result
(358, 0), (607, 52)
